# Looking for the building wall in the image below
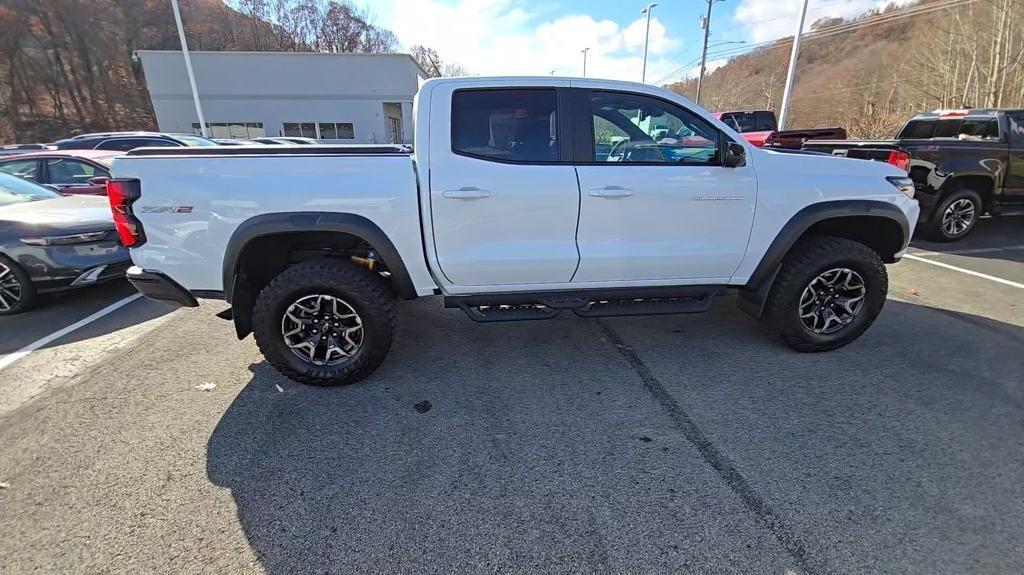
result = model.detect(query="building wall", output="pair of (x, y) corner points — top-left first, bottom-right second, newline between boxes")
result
(137, 51), (425, 144)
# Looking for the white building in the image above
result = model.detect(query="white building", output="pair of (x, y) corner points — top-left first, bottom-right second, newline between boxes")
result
(136, 51), (427, 144)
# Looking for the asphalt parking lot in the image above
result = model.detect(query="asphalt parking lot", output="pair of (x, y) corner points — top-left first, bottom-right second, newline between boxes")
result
(1, 218), (1022, 574)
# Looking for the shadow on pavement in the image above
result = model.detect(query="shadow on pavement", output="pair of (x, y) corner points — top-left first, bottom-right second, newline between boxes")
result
(205, 298), (1024, 573)
(0, 279), (175, 355)
(911, 216), (1024, 260)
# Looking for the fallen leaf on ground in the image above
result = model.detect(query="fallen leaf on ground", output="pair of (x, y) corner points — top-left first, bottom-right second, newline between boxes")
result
(906, 288), (919, 296)
(0, 482), (9, 489)
(195, 383), (216, 391)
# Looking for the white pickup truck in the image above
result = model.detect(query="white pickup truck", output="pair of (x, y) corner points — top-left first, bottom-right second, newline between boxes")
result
(109, 77), (919, 386)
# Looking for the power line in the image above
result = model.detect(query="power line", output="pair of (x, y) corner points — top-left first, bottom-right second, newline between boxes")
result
(654, 0), (976, 85)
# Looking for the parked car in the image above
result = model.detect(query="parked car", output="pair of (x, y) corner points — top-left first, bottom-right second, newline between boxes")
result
(251, 137), (301, 145)
(0, 144), (54, 157)
(213, 138), (260, 146)
(111, 76), (917, 387)
(803, 108), (1024, 241)
(53, 132), (218, 152)
(714, 110), (847, 149)
(269, 137), (319, 145)
(0, 173), (130, 314)
(0, 150), (120, 195)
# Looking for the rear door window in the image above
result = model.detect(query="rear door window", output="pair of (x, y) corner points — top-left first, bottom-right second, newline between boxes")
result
(45, 159), (107, 185)
(959, 118), (1000, 140)
(451, 89), (559, 163)
(1008, 113), (1024, 148)
(0, 159), (41, 181)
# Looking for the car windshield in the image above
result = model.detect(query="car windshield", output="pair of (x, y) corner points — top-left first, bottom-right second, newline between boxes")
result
(174, 135), (219, 147)
(0, 173), (61, 207)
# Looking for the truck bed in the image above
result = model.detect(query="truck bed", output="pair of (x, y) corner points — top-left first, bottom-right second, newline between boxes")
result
(111, 149), (433, 295)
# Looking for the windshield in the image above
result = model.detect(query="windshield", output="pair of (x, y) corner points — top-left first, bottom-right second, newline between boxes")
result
(0, 173), (61, 207)
(174, 135), (220, 147)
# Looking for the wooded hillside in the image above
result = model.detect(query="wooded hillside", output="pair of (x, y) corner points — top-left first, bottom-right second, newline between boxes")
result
(667, 0), (1024, 138)
(0, 0), (451, 143)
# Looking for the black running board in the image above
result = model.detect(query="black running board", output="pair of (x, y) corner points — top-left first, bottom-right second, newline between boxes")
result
(445, 285), (725, 323)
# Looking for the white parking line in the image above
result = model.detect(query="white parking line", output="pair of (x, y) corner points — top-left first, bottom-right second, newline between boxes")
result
(903, 254), (1024, 290)
(0, 294), (142, 372)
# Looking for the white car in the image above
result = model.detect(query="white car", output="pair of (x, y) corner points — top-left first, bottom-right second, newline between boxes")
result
(109, 77), (919, 386)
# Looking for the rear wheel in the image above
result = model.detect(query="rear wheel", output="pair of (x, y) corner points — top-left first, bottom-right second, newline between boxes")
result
(922, 188), (982, 242)
(0, 256), (35, 315)
(252, 260), (396, 386)
(763, 236), (888, 352)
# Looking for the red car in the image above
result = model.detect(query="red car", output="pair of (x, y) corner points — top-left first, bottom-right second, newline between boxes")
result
(0, 149), (120, 195)
(714, 110), (847, 149)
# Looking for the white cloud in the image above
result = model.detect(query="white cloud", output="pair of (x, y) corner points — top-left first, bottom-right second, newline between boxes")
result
(733, 0), (917, 44)
(387, 0), (683, 81)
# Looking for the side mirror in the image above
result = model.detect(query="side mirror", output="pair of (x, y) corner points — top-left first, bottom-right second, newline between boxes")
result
(44, 184), (62, 192)
(724, 141), (746, 168)
(89, 176), (110, 186)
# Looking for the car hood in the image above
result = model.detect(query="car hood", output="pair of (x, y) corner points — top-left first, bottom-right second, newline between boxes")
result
(0, 195), (114, 233)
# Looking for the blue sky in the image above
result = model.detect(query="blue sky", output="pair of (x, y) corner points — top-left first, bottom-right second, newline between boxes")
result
(367, 0), (903, 84)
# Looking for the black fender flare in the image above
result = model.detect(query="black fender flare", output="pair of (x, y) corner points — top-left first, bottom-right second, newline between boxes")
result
(737, 200), (910, 318)
(223, 212), (417, 338)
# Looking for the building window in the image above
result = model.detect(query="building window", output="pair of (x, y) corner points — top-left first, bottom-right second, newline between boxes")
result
(192, 122), (265, 138)
(284, 122), (354, 140)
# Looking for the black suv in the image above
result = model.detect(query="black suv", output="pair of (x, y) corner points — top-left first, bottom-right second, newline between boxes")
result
(53, 132), (218, 152)
(804, 109), (1024, 241)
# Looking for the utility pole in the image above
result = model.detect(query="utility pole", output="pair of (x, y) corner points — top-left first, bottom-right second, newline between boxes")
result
(581, 47), (590, 77)
(171, 0), (207, 137)
(641, 3), (657, 83)
(695, 0), (721, 106)
(778, 0), (809, 130)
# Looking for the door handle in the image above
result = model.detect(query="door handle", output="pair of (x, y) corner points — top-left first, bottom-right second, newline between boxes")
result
(443, 187), (491, 199)
(588, 186), (633, 198)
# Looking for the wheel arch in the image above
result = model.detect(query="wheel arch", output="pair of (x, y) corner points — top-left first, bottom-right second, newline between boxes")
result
(737, 200), (909, 319)
(942, 174), (994, 211)
(224, 212), (417, 339)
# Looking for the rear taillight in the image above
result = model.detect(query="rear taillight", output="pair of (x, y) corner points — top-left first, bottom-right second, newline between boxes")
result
(106, 179), (145, 247)
(887, 150), (910, 172)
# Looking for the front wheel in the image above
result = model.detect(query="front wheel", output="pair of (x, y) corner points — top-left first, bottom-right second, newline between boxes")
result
(252, 260), (397, 386)
(762, 236), (888, 352)
(0, 255), (35, 315)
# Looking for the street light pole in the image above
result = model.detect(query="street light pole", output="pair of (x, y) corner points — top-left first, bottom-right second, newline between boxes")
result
(695, 0), (722, 106)
(581, 47), (590, 77)
(170, 0), (207, 137)
(778, 0), (809, 130)
(640, 3), (658, 83)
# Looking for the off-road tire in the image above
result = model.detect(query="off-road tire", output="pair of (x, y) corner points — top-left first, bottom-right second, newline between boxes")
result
(763, 236), (888, 352)
(921, 188), (982, 242)
(0, 255), (35, 316)
(253, 259), (397, 386)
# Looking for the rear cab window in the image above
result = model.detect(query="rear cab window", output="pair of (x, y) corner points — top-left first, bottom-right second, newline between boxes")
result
(451, 89), (559, 163)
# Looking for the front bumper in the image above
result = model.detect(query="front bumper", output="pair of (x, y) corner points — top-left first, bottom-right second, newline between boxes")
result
(126, 266), (199, 308)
